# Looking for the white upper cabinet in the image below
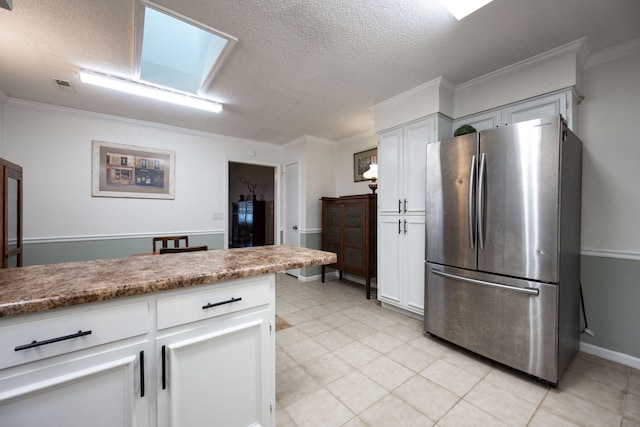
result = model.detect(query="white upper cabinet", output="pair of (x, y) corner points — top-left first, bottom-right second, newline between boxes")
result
(379, 115), (451, 216)
(453, 89), (578, 133)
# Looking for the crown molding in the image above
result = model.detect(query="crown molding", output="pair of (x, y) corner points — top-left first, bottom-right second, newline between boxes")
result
(456, 38), (587, 92)
(585, 37), (640, 68)
(370, 76), (454, 112)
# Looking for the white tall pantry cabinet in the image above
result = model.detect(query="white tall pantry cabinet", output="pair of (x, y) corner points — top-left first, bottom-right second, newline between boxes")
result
(377, 114), (451, 316)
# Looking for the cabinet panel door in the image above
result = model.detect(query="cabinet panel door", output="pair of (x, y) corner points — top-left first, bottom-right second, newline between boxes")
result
(404, 119), (434, 214)
(502, 93), (566, 126)
(404, 217), (426, 314)
(0, 346), (145, 427)
(453, 110), (501, 132)
(377, 217), (402, 305)
(378, 129), (402, 215)
(158, 312), (271, 427)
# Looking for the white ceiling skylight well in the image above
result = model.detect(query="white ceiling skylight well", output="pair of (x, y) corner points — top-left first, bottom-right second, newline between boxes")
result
(437, 0), (495, 20)
(80, 1), (237, 113)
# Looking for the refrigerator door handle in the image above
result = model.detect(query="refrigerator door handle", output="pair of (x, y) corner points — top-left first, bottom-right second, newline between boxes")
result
(468, 154), (476, 250)
(432, 269), (540, 295)
(477, 152), (487, 250)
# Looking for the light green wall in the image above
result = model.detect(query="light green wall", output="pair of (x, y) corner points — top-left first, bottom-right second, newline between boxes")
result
(300, 231), (322, 277)
(580, 255), (640, 358)
(24, 234), (225, 266)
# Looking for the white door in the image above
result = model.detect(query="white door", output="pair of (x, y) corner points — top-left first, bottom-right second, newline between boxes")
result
(284, 162), (300, 277)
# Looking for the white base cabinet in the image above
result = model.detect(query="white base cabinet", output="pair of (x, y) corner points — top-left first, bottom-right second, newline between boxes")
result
(0, 275), (276, 427)
(378, 216), (425, 315)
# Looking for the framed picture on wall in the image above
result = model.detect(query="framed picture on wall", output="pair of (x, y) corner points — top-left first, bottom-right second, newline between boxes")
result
(92, 140), (175, 199)
(353, 148), (377, 182)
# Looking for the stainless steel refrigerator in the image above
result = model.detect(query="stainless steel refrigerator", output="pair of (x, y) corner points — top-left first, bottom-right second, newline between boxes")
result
(424, 116), (582, 384)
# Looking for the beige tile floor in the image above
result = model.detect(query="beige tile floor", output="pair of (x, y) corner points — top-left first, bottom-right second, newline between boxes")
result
(274, 273), (640, 427)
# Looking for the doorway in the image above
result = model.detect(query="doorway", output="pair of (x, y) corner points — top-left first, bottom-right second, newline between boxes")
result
(228, 162), (276, 248)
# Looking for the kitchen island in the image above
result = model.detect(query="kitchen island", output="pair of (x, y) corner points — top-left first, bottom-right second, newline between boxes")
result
(0, 245), (336, 427)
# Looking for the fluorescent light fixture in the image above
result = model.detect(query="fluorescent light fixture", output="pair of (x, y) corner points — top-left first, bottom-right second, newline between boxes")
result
(79, 70), (222, 113)
(437, 0), (494, 20)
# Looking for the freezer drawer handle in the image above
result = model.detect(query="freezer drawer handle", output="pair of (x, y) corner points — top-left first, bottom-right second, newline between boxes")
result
(432, 269), (539, 296)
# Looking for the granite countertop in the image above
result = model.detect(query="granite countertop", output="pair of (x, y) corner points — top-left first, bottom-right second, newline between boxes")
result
(0, 245), (336, 318)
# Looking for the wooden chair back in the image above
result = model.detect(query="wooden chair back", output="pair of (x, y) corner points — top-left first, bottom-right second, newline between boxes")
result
(153, 235), (189, 253)
(159, 245), (208, 254)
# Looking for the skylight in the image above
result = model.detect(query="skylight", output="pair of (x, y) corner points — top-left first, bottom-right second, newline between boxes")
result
(437, 0), (494, 20)
(137, 2), (237, 95)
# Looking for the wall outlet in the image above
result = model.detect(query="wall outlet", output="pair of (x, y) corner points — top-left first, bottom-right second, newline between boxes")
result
(211, 212), (223, 220)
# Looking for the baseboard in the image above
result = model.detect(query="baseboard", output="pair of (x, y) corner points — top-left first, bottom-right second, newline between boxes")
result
(380, 302), (424, 321)
(579, 341), (640, 370)
(295, 273), (322, 283)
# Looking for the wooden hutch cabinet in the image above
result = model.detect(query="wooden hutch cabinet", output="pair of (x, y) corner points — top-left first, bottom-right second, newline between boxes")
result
(321, 194), (377, 299)
(0, 158), (23, 268)
(231, 200), (266, 248)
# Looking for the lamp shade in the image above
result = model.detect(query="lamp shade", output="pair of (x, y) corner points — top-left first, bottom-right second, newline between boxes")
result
(363, 164), (378, 180)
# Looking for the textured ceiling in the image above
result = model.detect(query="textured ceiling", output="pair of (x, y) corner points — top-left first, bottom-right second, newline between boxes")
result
(1, 0), (639, 145)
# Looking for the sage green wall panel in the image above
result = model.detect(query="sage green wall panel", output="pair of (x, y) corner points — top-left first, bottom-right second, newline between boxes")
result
(300, 232), (322, 277)
(580, 255), (640, 358)
(23, 234), (225, 266)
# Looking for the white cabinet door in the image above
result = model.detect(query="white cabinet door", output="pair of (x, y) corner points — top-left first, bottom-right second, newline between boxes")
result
(403, 119), (434, 215)
(404, 217), (426, 314)
(502, 92), (567, 126)
(453, 110), (501, 132)
(157, 310), (273, 427)
(378, 128), (402, 216)
(0, 342), (148, 427)
(378, 216), (402, 305)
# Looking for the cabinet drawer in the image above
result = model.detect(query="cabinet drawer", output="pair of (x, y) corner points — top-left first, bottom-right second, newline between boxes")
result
(157, 278), (271, 330)
(0, 301), (149, 369)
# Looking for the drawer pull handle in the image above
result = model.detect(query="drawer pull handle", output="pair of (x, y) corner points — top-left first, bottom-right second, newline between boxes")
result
(14, 330), (92, 351)
(202, 297), (242, 310)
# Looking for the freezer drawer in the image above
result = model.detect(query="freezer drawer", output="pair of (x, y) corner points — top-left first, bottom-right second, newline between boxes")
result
(425, 263), (559, 383)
